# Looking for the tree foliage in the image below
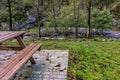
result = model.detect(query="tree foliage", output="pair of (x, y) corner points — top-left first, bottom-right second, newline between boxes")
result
(0, 0), (119, 36)
(91, 9), (113, 30)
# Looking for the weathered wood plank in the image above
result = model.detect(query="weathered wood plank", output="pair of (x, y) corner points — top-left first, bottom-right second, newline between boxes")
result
(16, 36), (26, 48)
(0, 43), (35, 78)
(1, 43), (41, 80)
(0, 31), (25, 43)
(0, 46), (23, 50)
(0, 43), (42, 80)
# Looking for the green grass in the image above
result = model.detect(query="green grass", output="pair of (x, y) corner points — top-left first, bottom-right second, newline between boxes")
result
(4, 39), (120, 80)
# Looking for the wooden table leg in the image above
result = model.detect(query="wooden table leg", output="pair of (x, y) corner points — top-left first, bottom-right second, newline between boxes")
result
(16, 36), (36, 64)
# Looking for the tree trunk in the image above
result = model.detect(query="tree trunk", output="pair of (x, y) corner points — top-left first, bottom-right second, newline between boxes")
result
(7, 0), (12, 31)
(37, 0), (40, 38)
(77, 0), (81, 37)
(66, 0), (69, 5)
(101, 28), (104, 35)
(73, 0), (78, 39)
(87, 0), (91, 38)
(37, 0), (43, 38)
(81, 0), (84, 9)
(51, 0), (58, 36)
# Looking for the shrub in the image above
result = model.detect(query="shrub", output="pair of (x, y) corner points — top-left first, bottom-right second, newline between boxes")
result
(91, 9), (113, 32)
(0, 10), (8, 22)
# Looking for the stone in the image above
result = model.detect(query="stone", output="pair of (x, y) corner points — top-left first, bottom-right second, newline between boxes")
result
(0, 50), (69, 80)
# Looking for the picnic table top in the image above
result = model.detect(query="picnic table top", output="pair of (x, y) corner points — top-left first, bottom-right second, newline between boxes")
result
(0, 31), (25, 43)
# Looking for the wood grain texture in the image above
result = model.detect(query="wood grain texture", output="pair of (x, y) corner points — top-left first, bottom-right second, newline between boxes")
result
(0, 31), (25, 43)
(0, 43), (42, 80)
(0, 46), (23, 50)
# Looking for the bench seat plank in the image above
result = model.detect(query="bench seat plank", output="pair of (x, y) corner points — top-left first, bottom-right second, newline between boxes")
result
(0, 43), (42, 80)
(0, 43), (36, 79)
(0, 43), (35, 73)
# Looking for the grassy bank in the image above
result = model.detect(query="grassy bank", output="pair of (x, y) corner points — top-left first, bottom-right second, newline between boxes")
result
(4, 39), (120, 80)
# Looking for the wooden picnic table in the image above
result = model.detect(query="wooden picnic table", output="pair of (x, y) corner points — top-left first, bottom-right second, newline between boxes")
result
(0, 31), (36, 64)
(0, 31), (42, 80)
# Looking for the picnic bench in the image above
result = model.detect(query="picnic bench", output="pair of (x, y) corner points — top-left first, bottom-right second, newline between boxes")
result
(0, 31), (42, 80)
